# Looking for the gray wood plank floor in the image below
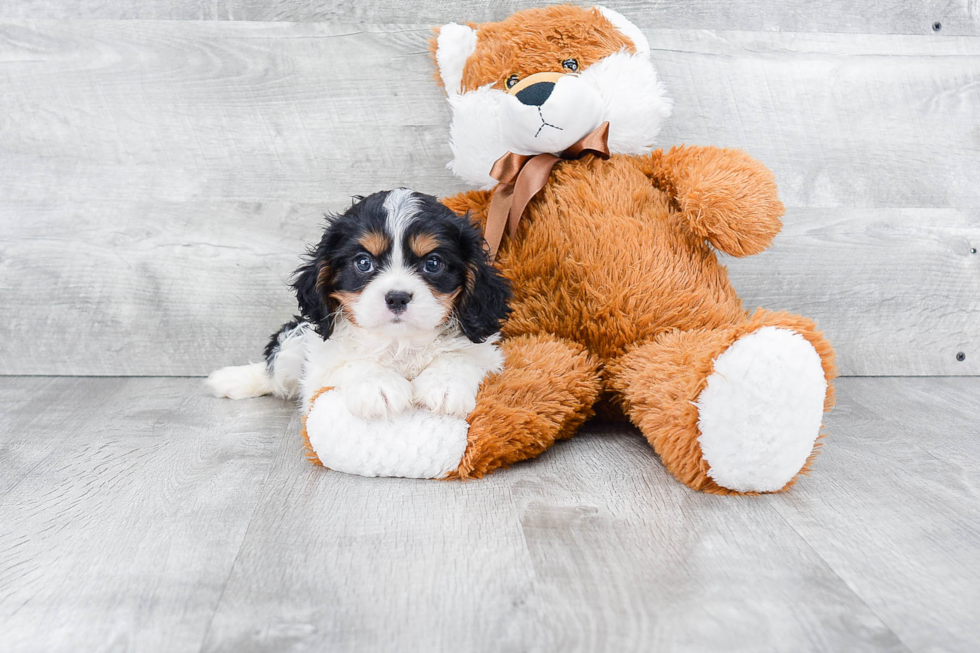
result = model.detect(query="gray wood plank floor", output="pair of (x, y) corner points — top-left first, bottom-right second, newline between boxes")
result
(1, 376), (978, 652)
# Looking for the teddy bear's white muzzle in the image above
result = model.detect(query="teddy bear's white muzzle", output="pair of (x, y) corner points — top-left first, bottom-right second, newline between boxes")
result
(499, 75), (604, 155)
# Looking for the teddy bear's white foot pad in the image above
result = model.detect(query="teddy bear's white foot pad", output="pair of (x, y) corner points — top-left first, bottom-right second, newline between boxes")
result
(695, 327), (827, 493)
(305, 390), (469, 479)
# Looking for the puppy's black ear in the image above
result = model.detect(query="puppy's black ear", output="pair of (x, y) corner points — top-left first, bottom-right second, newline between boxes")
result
(456, 218), (512, 343)
(291, 243), (338, 340)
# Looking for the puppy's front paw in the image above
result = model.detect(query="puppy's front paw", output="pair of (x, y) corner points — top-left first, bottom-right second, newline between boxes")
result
(344, 371), (414, 420)
(412, 369), (478, 419)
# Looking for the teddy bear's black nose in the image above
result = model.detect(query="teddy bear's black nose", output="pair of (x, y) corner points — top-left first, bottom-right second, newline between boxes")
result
(515, 82), (555, 106)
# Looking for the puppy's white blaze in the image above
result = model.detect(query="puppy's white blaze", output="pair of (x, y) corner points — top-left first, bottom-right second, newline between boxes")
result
(595, 6), (651, 55)
(382, 187), (421, 268)
(352, 267), (446, 335)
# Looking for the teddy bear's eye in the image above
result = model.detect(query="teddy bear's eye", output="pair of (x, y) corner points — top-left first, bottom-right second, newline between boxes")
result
(562, 58), (579, 72)
(506, 74), (520, 89)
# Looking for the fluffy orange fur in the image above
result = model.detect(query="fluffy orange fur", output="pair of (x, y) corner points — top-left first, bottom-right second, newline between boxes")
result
(431, 6), (837, 493)
(429, 6), (634, 92)
(300, 388), (331, 466)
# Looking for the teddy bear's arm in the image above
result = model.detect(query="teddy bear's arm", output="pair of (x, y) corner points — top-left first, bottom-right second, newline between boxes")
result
(639, 146), (785, 257)
(441, 190), (493, 232)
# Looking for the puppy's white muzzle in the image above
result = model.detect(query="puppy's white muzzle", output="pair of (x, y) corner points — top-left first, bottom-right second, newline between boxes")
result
(499, 73), (604, 155)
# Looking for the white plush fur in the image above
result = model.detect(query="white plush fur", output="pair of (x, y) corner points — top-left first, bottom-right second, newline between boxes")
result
(595, 6), (650, 54)
(437, 6), (672, 188)
(435, 23), (478, 95)
(445, 85), (507, 190)
(305, 390), (469, 479)
(499, 75), (605, 155)
(576, 51), (672, 155)
(695, 327), (828, 493)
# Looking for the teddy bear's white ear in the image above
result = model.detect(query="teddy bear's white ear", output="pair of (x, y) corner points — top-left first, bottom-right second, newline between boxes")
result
(435, 23), (478, 95)
(595, 6), (650, 56)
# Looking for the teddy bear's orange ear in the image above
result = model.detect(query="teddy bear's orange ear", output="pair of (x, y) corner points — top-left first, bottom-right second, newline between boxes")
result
(430, 23), (477, 95)
(594, 5), (650, 55)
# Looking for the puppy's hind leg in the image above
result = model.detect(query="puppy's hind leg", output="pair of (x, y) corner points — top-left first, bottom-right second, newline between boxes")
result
(263, 318), (312, 399)
(207, 319), (311, 400)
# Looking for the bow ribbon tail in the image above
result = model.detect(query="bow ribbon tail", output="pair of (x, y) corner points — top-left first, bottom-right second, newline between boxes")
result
(484, 184), (514, 261)
(484, 153), (560, 261)
(482, 121), (610, 261)
(508, 154), (560, 237)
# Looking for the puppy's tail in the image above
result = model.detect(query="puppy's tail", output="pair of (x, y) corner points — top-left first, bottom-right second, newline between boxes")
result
(207, 318), (312, 400)
(206, 362), (274, 400)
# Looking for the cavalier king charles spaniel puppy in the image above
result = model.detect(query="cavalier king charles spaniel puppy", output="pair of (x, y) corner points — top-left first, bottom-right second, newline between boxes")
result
(208, 189), (511, 420)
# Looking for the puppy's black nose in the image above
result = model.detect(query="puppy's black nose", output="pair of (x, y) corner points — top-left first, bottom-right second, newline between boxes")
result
(385, 291), (412, 314)
(515, 82), (555, 106)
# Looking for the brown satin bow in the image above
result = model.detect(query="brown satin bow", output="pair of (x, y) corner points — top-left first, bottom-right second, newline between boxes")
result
(484, 121), (610, 260)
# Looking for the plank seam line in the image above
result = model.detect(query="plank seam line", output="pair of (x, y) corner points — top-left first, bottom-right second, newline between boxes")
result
(195, 417), (296, 652)
(767, 502), (917, 653)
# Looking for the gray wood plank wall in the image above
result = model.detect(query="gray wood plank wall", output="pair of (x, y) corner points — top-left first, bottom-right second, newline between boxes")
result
(0, 9), (978, 376)
(4, 1), (977, 36)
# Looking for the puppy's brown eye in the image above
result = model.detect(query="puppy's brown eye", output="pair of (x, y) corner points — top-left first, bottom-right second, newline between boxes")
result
(505, 74), (520, 89)
(423, 256), (443, 274)
(353, 254), (374, 273)
(562, 58), (578, 72)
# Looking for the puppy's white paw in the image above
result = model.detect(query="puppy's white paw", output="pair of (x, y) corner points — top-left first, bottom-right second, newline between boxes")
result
(412, 368), (478, 419)
(206, 363), (273, 400)
(344, 370), (414, 420)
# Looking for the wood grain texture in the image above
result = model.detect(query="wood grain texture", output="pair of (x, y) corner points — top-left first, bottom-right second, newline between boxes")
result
(2, 203), (976, 376)
(771, 377), (980, 651)
(2, 376), (979, 651)
(0, 22), (978, 208)
(0, 21), (978, 376)
(0, 377), (295, 652)
(726, 208), (980, 376)
(2, 0), (977, 36)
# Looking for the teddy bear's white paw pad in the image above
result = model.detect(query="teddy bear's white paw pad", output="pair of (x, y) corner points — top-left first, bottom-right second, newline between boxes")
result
(695, 327), (827, 493)
(344, 372), (414, 420)
(306, 390), (469, 479)
(412, 370), (478, 419)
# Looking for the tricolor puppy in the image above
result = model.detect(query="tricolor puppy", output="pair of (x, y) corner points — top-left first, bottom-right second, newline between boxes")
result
(208, 189), (511, 421)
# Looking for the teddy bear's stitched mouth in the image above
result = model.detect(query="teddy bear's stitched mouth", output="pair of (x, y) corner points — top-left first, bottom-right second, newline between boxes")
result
(534, 107), (563, 138)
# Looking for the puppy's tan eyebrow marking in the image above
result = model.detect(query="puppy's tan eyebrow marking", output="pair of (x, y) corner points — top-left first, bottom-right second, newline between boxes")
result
(409, 232), (440, 257)
(358, 231), (390, 257)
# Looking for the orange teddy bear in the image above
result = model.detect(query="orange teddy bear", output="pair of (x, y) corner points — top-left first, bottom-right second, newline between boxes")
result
(432, 5), (836, 494)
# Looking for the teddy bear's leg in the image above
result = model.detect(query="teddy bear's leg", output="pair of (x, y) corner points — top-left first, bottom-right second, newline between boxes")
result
(608, 310), (836, 495)
(446, 333), (602, 479)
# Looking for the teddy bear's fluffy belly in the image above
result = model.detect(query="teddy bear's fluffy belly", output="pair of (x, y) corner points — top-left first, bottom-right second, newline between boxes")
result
(499, 175), (745, 363)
